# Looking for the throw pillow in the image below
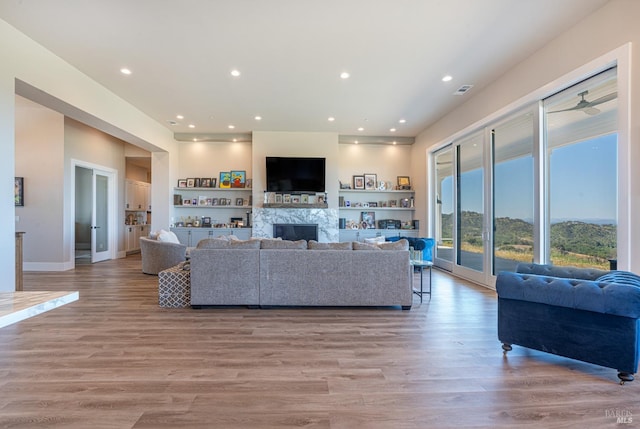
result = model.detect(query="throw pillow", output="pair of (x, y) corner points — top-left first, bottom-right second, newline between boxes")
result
(157, 229), (180, 244)
(353, 242), (382, 251)
(364, 236), (386, 244)
(196, 238), (229, 249)
(596, 271), (640, 288)
(378, 239), (409, 250)
(308, 240), (353, 250)
(260, 239), (308, 249)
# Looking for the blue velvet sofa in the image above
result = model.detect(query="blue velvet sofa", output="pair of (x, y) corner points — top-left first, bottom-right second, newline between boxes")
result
(496, 263), (640, 383)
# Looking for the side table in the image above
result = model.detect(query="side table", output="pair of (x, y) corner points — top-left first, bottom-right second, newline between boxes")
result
(410, 260), (433, 302)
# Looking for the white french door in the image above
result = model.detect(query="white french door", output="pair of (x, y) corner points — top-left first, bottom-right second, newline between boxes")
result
(91, 170), (111, 263)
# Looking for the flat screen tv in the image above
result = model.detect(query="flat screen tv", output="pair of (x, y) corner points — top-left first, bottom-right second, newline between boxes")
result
(266, 157), (326, 192)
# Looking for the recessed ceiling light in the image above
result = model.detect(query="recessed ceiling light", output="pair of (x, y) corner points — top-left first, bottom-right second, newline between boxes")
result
(390, 128), (396, 132)
(120, 68), (131, 75)
(357, 127), (364, 131)
(442, 75), (453, 82)
(193, 138), (197, 142)
(230, 69), (241, 77)
(355, 141), (359, 144)
(233, 138), (237, 142)
(328, 117), (335, 122)
(176, 115), (184, 119)
(228, 125), (235, 129)
(340, 72), (350, 79)
(188, 124), (195, 128)
(254, 116), (262, 121)
(393, 141), (397, 145)
(399, 119), (406, 124)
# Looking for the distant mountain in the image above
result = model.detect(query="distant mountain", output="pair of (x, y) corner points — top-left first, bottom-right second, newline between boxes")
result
(439, 212), (616, 259)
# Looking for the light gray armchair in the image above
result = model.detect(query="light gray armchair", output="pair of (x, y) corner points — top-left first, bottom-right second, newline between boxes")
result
(139, 236), (187, 275)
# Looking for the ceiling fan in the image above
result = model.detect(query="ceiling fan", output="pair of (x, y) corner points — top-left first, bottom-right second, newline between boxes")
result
(549, 90), (617, 115)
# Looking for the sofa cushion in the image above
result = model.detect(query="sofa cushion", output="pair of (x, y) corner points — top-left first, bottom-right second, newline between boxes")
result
(364, 236), (386, 244)
(197, 238), (261, 249)
(596, 271), (640, 287)
(157, 229), (180, 244)
(353, 242), (382, 251)
(260, 239), (308, 249)
(308, 240), (353, 250)
(379, 239), (409, 250)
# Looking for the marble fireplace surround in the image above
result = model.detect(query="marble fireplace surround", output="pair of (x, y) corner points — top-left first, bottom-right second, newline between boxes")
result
(252, 208), (339, 242)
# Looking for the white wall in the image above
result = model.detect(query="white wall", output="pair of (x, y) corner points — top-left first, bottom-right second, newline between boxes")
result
(0, 18), (180, 286)
(15, 96), (65, 265)
(338, 143), (412, 189)
(177, 141), (252, 184)
(252, 132), (339, 207)
(411, 0), (640, 271)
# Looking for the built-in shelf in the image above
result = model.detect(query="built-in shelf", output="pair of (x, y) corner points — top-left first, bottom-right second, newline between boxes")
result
(339, 189), (414, 193)
(263, 203), (328, 209)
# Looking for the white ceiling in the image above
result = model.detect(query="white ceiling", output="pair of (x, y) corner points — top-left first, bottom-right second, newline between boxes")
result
(0, 0), (610, 142)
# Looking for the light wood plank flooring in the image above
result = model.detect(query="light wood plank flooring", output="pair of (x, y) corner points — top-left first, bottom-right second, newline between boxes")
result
(0, 255), (637, 428)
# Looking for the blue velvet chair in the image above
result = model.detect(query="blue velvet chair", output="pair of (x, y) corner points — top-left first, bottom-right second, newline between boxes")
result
(496, 263), (640, 384)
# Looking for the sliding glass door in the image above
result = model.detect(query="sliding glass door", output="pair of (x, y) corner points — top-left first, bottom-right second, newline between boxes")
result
(492, 109), (535, 275)
(433, 146), (453, 268)
(544, 68), (618, 270)
(455, 131), (487, 282)
(431, 67), (618, 286)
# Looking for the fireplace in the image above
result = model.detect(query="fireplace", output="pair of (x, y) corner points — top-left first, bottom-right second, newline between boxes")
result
(273, 224), (318, 242)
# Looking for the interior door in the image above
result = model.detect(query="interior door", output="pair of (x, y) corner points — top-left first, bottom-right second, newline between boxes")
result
(91, 170), (110, 263)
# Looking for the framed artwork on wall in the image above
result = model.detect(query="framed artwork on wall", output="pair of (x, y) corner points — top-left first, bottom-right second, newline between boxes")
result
(219, 172), (231, 188)
(364, 174), (377, 190)
(15, 177), (24, 206)
(230, 170), (246, 188)
(353, 175), (365, 190)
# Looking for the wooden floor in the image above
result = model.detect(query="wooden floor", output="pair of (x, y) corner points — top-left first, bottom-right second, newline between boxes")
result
(0, 255), (637, 428)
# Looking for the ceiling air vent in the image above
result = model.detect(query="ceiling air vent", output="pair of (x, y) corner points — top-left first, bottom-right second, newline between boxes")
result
(453, 84), (473, 96)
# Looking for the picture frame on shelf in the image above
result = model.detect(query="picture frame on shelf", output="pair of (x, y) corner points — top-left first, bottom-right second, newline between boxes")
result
(211, 198), (218, 206)
(194, 178), (201, 188)
(301, 194), (309, 204)
(173, 194), (183, 205)
(186, 178), (196, 188)
(219, 172), (231, 188)
(353, 175), (365, 190)
(183, 199), (192, 206)
(316, 193), (326, 205)
(361, 211), (376, 229)
(198, 196), (208, 206)
(275, 193), (283, 204)
(201, 178), (212, 188)
(235, 198), (244, 206)
(230, 170), (246, 188)
(15, 177), (24, 207)
(246, 178), (252, 189)
(211, 178), (217, 188)
(191, 198), (198, 206)
(364, 174), (377, 190)
(177, 179), (187, 188)
(397, 176), (411, 189)
(202, 217), (212, 227)
(283, 194), (291, 204)
(206, 198), (213, 206)
(291, 195), (301, 204)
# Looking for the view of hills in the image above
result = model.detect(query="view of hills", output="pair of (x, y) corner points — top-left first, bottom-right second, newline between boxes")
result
(441, 212), (617, 264)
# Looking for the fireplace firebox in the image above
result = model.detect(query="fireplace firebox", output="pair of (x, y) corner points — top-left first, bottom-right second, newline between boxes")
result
(273, 224), (318, 242)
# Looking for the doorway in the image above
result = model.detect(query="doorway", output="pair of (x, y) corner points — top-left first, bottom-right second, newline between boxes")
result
(74, 162), (116, 264)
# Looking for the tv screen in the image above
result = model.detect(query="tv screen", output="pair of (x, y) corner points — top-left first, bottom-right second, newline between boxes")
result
(266, 157), (326, 192)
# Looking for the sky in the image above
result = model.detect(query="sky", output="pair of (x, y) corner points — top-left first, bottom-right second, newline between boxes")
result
(439, 133), (617, 223)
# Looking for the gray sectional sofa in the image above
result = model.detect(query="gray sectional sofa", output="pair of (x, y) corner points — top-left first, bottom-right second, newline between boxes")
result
(190, 237), (412, 309)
